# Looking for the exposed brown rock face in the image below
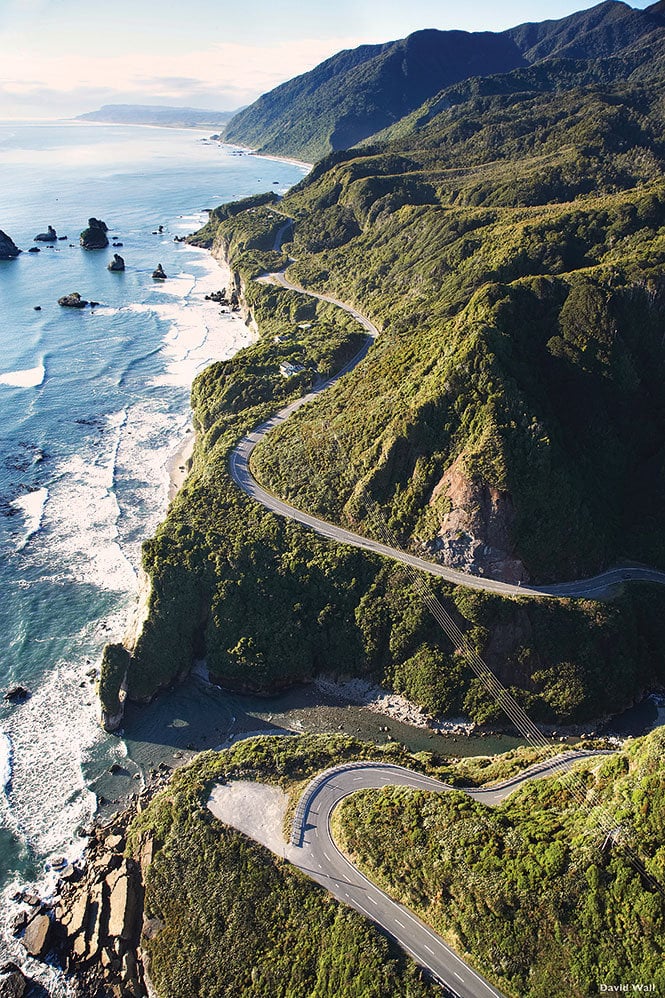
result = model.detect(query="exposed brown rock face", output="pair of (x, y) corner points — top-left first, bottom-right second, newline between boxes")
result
(20, 913), (51, 959)
(425, 454), (528, 583)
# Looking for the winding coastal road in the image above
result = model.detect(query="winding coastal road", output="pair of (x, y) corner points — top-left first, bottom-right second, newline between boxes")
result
(230, 263), (665, 598)
(286, 751), (608, 997)
(210, 752), (609, 995)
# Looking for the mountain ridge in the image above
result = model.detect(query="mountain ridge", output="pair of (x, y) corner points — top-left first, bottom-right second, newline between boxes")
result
(224, 1), (665, 161)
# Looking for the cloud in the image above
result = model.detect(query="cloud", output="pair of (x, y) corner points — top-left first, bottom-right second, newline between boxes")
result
(0, 36), (364, 117)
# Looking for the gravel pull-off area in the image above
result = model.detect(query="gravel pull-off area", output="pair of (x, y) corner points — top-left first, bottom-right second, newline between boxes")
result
(207, 781), (289, 858)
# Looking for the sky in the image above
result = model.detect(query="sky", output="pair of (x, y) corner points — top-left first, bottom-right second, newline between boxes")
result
(0, 0), (656, 119)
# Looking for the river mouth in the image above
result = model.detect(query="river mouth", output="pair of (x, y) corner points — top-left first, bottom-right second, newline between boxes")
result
(92, 677), (545, 817)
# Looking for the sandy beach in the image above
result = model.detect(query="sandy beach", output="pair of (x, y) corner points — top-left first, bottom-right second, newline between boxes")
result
(167, 429), (196, 500)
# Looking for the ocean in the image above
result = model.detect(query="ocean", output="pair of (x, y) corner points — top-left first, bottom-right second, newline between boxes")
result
(0, 121), (551, 990)
(0, 119), (306, 977)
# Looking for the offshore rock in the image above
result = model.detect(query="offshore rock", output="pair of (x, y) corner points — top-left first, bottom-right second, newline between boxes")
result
(151, 263), (167, 280)
(107, 253), (125, 272)
(80, 218), (109, 250)
(58, 292), (89, 308)
(4, 686), (30, 703)
(34, 225), (57, 242)
(0, 230), (21, 259)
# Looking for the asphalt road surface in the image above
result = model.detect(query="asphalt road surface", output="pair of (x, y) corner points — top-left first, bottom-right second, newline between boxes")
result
(287, 751), (609, 998)
(231, 269), (665, 597)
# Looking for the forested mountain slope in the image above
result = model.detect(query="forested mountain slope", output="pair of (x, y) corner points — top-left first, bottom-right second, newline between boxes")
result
(100, 4), (665, 733)
(225, 0), (665, 161)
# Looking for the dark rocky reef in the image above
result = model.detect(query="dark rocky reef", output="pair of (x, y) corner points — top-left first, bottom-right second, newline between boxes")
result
(107, 253), (125, 272)
(151, 263), (167, 280)
(0, 230), (21, 259)
(4, 686), (31, 704)
(58, 292), (89, 309)
(80, 218), (109, 250)
(34, 225), (57, 243)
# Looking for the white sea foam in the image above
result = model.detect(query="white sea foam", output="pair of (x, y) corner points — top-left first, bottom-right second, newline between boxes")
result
(34, 412), (137, 594)
(0, 734), (12, 793)
(1, 643), (102, 859)
(11, 487), (48, 550)
(0, 363), (45, 388)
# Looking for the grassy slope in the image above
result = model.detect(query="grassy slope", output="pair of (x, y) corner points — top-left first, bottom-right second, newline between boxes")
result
(128, 733), (605, 998)
(260, 81), (665, 582)
(334, 727), (665, 997)
(110, 51), (665, 729)
(128, 735), (452, 998)
(117, 164), (665, 727)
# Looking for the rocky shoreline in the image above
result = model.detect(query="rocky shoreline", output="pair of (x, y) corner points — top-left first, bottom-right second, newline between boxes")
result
(7, 767), (173, 998)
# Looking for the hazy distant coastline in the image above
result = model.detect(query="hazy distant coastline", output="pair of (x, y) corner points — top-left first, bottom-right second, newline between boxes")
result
(76, 103), (237, 129)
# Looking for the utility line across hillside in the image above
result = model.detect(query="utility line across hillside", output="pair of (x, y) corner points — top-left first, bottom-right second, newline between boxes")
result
(229, 242), (665, 898)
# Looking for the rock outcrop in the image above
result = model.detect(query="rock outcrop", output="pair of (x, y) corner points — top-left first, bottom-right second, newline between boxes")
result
(424, 454), (528, 583)
(80, 218), (109, 250)
(34, 225), (57, 242)
(107, 253), (125, 272)
(151, 263), (167, 280)
(21, 912), (51, 959)
(0, 962), (29, 997)
(53, 828), (146, 994)
(3, 686), (30, 703)
(58, 292), (89, 308)
(0, 231), (21, 259)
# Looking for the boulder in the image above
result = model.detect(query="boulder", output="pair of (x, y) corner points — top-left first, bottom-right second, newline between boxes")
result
(21, 912), (51, 959)
(85, 882), (104, 960)
(107, 253), (125, 272)
(28, 247), (40, 253)
(151, 264), (166, 280)
(0, 231), (21, 259)
(4, 686), (30, 703)
(80, 218), (109, 250)
(58, 292), (88, 309)
(34, 225), (57, 242)
(0, 962), (28, 998)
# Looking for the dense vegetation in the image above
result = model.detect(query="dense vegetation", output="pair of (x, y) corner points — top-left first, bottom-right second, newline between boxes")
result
(129, 735), (444, 998)
(224, 1), (665, 162)
(335, 726), (665, 997)
(103, 2), (665, 734)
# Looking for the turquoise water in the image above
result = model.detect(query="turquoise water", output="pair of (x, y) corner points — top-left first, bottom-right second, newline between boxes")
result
(0, 122), (534, 987)
(0, 121), (306, 956)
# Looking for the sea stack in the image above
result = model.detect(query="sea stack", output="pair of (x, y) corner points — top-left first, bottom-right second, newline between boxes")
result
(80, 218), (109, 249)
(0, 230), (21, 259)
(34, 225), (57, 242)
(152, 263), (167, 280)
(58, 292), (89, 308)
(107, 253), (125, 272)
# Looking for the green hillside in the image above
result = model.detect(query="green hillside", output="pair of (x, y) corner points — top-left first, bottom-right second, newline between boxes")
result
(254, 78), (665, 584)
(335, 727), (665, 997)
(130, 736), (437, 998)
(224, 0), (665, 162)
(101, 4), (665, 732)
